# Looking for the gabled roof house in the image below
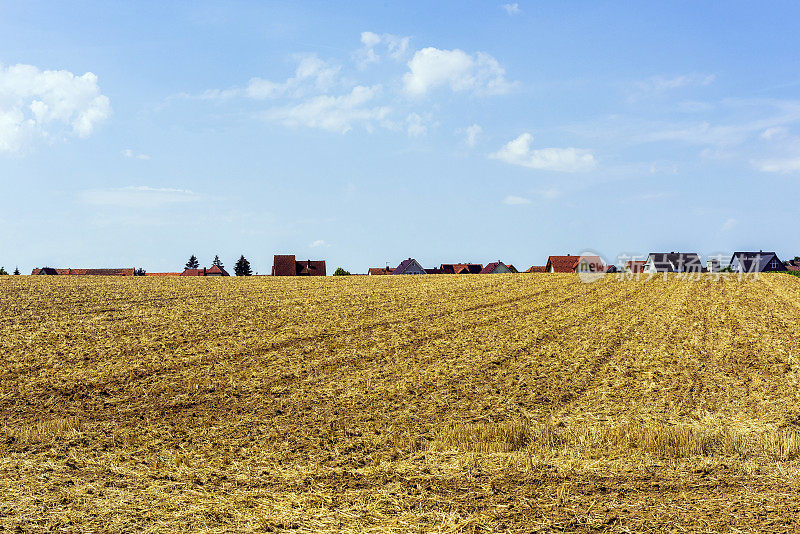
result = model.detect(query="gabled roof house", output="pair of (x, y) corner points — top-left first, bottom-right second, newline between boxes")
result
(525, 265), (547, 273)
(440, 263), (483, 274)
(479, 261), (512, 274)
(368, 267), (395, 275)
(31, 267), (135, 276)
(391, 258), (427, 275)
(181, 265), (230, 277)
(730, 251), (787, 273)
(643, 252), (704, 273)
(545, 255), (605, 274)
(272, 255), (327, 276)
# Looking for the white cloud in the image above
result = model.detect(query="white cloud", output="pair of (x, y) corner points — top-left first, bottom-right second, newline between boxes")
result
(406, 112), (428, 137)
(490, 133), (596, 172)
(462, 124), (482, 147)
(631, 73), (715, 100)
(761, 126), (789, 140)
(309, 239), (330, 248)
(721, 218), (737, 232)
(262, 85), (390, 133)
(403, 47), (516, 96)
(122, 148), (150, 160)
(0, 63), (111, 153)
(503, 3), (521, 15)
(80, 186), (198, 208)
(355, 31), (411, 68)
(246, 55), (340, 99)
(503, 195), (531, 205)
(753, 157), (800, 173)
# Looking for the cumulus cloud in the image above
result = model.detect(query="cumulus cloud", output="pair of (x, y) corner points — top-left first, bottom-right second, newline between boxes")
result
(246, 55), (340, 99)
(355, 31), (411, 68)
(721, 218), (737, 232)
(80, 186), (198, 208)
(0, 63), (111, 153)
(403, 47), (516, 96)
(490, 133), (596, 172)
(309, 239), (330, 248)
(262, 85), (390, 133)
(503, 195), (531, 205)
(503, 3), (521, 15)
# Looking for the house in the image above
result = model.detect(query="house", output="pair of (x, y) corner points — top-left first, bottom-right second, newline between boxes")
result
(506, 264), (519, 273)
(786, 259), (800, 272)
(272, 255), (327, 276)
(525, 266), (546, 273)
(31, 267), (135, 276)
(625, 260), (647, 273)
(391, 258), (427, 275)
(181, 265), (230, 277)
(440, 263), (483, 274)
(545, 255), (605, 273)
(643, 252), (704, 273)
(424, 267), (444, 274)
(729, 251), (787, 273)
(479, 261), (513, 274)
(368, 267), (395, 275)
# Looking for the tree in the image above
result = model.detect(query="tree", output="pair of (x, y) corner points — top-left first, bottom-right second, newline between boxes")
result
(185, 255), (199, 269)
(13, 267), (20, 275)
(212, 255), (224, 268)
(333, 267), (351, 276)
(134, 268), (146, 276)
(0, 267), (7, 275)
(234, 255), (252, 276)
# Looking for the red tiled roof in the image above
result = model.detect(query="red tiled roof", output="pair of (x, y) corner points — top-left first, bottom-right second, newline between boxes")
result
(368, 267), (394, 275)
(545, 256), (579, 273)
(441, 263), (483, 274)
(146, 272), (182, 277)
(479, 262), (510, 274)
(31, 267), (134, 276)
(273, 255), (297, 276)
(205, 265), (230, 276)
(626, 260), (646, 273)
(272, 255), (326, 276)
(525, 266), (546, 273)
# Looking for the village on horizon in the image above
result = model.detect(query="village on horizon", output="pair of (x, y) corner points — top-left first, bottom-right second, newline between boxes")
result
(14, 251), (800, 277)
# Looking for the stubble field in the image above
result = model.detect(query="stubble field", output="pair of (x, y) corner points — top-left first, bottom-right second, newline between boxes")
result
(1, 273), (800, 532)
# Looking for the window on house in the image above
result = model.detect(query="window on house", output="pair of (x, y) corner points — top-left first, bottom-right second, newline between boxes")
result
(770, 260), (778, 270)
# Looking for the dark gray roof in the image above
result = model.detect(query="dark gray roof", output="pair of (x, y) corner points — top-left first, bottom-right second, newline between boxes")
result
(646, 252), (704, 272)
(392, 258), (425, 274)
(730, 251), (786, 272)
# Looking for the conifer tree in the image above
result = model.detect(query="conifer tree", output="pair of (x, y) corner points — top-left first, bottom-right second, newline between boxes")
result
(212, 255), (223, 268)
(234, 255), (252, 276)
(185, 255), (199, 269)
(13, 267), (20, 275)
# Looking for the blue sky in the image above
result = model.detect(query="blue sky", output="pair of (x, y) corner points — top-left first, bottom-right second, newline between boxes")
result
(2, 1), (800, 273)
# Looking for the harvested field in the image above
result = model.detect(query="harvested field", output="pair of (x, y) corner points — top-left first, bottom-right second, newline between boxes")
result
(1, 273), (800, 532)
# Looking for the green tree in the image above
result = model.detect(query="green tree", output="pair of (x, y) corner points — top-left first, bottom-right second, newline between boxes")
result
(0, 267), (7, 275)
(333, 267), (351, 276)
(185, 255), (199, 269)
(13, 267), (20, 275)
(234, 255), (252, 276)
(212, 255), (224, 268)
(134, 268), (146, 276)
